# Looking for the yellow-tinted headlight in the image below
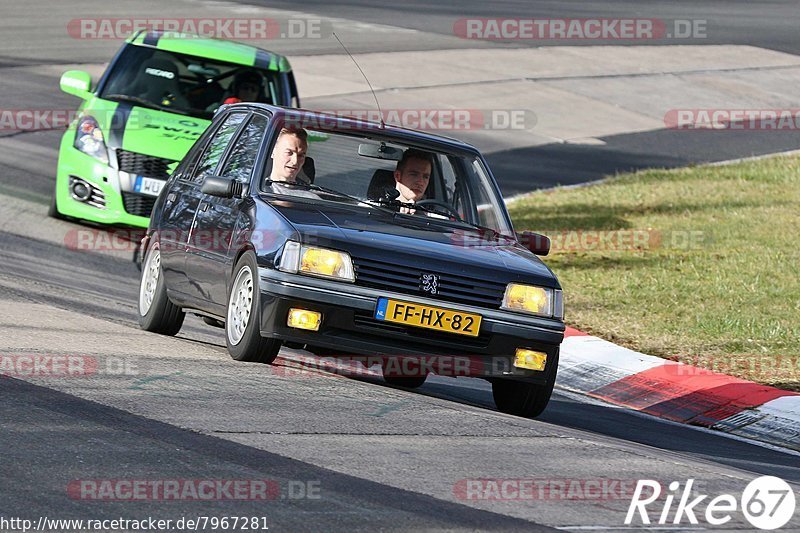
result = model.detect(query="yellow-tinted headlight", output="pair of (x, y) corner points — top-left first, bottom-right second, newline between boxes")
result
(502, 283), (553, 317)
(299, 247), (354, 281)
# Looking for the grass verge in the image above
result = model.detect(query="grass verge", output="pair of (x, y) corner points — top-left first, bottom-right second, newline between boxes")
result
(508, 155), (800, 391)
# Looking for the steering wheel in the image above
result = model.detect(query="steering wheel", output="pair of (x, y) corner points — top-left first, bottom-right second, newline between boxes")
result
(415, 199), (463, 221)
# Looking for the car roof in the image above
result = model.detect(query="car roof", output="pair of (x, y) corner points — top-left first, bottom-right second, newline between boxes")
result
(126, 31), (292, 72)
(230, 104), (483, 155)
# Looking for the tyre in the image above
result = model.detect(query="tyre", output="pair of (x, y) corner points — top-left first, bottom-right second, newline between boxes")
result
(492, 378), (555, 418)
(382, 360), (428, 389)
(226, 252), (281, 364)
(138, 241), (185, 335)
(383, 374), (428, 389)
(47, 182), (66, 220)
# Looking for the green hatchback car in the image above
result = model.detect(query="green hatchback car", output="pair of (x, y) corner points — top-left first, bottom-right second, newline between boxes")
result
(50, 30), (300, 227)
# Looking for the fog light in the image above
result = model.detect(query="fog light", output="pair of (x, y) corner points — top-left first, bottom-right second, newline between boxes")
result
(514, 349), (547, 371)
(287, 309), (321, 331)
(71, 179), (91, 201)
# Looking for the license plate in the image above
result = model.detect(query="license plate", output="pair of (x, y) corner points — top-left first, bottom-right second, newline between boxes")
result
(133, 176), (165, 197)
(374, 297), (481, 337)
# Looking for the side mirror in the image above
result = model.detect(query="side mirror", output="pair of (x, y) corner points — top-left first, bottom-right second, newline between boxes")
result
(201, 176), (243, 198)
(517, 231), (551, 256)
(60, 70), (92, 100)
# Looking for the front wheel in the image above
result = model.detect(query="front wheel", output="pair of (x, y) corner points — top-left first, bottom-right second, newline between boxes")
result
(383, 373), (428, 389)
(226, 252), (281, 364)
(47, 181), (66, 220)
(138, 241), (185, 335)
(492, 378), (555, 418)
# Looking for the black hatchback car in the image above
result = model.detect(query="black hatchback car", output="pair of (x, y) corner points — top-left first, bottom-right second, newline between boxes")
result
(138, 104), (565, 417)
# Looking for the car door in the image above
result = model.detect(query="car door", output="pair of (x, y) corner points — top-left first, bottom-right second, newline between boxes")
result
(185, 112), (270, 313)
(170, 112), (248, 307)
(157, 128), (213, 296)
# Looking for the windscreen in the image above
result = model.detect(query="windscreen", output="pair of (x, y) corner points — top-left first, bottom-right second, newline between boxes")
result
(100, 45), (284, 119)
(260, 128), (514, 236)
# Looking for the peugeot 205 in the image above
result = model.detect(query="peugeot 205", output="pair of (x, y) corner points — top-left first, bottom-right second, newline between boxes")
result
(51, 30), (300, 227)
(137, 104), (565, 418)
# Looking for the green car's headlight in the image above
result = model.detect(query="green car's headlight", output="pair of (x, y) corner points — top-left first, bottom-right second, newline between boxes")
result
(278, 241), (355, 282)
(502, 283), (564, 319)
(74, 115), (108, 163)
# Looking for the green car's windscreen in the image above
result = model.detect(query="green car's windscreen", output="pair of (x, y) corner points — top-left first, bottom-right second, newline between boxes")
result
(100, 45), (283, 119)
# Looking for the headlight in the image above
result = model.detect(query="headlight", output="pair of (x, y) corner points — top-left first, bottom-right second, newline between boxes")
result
(502, 283), (563, 319)
(277, 241), (355, 282)
(73, 115), (108, 163)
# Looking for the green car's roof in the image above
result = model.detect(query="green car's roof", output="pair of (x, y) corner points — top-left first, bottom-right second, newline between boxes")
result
(126, 31), (292, 72)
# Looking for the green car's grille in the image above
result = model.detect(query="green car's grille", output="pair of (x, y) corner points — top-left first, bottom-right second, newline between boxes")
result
(117, 149), (175, 179)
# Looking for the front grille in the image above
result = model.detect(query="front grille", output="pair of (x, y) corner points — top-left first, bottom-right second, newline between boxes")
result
(352, 257), (506, 309)
(116, 149), (175, 179)
(122, 192), (157, 217)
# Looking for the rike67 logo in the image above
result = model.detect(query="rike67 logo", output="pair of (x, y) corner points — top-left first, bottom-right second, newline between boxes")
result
(626, 477), (796, 530)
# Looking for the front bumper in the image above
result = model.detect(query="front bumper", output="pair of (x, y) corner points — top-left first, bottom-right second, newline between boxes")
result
(54, 135), (157, 228)
(259, 268), (564, 383)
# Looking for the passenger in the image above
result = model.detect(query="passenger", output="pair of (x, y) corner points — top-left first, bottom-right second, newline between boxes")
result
(394, 148), (434, 214)
(223, 70), (264, 105)
(269, 127), (308, 183)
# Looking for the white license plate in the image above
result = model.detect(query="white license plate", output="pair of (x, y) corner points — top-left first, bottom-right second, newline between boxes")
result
(134, 176), (165, 197)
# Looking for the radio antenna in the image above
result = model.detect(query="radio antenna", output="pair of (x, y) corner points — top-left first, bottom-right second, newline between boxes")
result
(332, 32), (384, 128)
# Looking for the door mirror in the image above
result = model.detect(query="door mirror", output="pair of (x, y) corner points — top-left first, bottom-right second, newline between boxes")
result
(201, 176), (244, 198)
(517, 231), (551, 256)
(60, 70), (92, 100)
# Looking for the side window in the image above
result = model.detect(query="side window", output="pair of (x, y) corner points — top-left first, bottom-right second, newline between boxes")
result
(190, 113), (246, 183)
(219, 114), (268, 183)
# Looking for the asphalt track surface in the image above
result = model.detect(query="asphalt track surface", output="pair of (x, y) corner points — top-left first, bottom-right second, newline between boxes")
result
(1, 1), (800, 531)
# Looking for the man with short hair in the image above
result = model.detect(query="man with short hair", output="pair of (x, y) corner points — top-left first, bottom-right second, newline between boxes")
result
(394, 149), (434, 212)
(269, 128), (308, 183)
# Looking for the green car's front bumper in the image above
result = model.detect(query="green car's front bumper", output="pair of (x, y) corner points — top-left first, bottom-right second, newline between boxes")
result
(54, 128), (163, 228)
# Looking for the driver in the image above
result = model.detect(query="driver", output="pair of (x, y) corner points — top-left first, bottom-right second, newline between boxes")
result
(394, 148), (433, 213)
(223, 70), (264, 104)
(269, 127), (308, 183)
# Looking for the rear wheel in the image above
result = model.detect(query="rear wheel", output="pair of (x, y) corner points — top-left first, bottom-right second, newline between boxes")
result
(492, 376), (555, 418)
(138, 241), (185, 335)
(226, 252), (281, 364)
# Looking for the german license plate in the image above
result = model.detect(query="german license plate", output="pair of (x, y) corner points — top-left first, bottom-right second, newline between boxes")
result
(374, 297), (481, 337)
(134, 176), (165, 197)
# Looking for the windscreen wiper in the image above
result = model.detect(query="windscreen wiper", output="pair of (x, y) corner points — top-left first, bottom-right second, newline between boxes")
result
(264, 180), (370, 206)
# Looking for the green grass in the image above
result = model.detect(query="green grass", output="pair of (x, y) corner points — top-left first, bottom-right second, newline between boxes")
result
(508, 155), (800, 390)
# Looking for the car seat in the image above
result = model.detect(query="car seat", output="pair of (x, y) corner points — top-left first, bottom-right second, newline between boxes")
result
(367, 169), (396, 200)
(130, 58), (189, 109)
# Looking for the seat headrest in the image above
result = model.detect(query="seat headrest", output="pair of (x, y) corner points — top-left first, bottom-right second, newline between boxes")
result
(367, 168), (396, 200)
